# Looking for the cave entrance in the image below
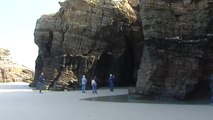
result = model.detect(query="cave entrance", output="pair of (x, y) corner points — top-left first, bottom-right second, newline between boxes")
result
(119, 38), (135, 86)
(94, 40), (135, 87)
(95, 52), (112, 86)
(93, 26), (141, 87)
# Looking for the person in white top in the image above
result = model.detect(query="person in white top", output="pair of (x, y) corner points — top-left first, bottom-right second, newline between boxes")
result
(91, 76), (97, 93)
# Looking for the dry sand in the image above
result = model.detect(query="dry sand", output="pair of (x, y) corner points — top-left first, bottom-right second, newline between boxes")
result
(0, 82), (212, 120)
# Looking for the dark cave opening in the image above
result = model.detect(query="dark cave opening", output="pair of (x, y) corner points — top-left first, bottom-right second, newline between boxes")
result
(94, 37), (136, 87)
(94, 52), (112, 86)
(119, 38), (135, 86)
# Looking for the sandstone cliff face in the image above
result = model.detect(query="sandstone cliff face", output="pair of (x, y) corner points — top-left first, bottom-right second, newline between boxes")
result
(34, 0), (142, 90)
(0, 48), (33, 83)
(136, 0), (213, 99)
(34, 0), (212, 99)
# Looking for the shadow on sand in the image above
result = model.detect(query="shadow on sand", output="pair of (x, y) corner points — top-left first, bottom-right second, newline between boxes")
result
(82, 94), (210, 105)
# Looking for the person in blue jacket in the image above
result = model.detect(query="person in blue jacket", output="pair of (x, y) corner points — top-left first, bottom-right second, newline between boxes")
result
(210, 74), (213, 105)
(38, 72), (45, 93)
(81, 75), (87, 93)
(108, 74), (115, 92)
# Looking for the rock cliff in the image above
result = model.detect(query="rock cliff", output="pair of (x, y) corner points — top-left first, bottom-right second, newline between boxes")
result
(0, 48), (33, 83)
(136, 0), (213, 99)
(34, 0), (212, 99)
(34, 0), (142, 90)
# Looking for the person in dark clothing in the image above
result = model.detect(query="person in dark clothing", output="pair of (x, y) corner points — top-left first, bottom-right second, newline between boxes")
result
(38, 72), (45, 93)
(210, 74), (213, 105)
(108, 74), (115, 92)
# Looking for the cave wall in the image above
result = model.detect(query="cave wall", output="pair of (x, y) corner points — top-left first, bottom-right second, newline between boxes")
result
(34, 0), (143, 90)
(136, 0), (213, 99)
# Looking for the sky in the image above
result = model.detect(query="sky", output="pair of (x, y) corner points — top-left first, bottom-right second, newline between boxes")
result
(0, 0), (64, 70)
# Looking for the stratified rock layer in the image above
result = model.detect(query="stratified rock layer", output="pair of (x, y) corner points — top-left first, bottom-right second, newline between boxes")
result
(34, 0), (142, 90)
(34, 0), (212, 99)
(136, 0), (213, 99)
(0, 48), (33, 83)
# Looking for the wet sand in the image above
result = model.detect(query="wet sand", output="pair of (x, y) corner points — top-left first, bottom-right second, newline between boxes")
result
(0, 82), (212, 120)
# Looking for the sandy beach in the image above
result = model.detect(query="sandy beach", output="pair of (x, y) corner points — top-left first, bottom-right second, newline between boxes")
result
(0, 82), (212, 120)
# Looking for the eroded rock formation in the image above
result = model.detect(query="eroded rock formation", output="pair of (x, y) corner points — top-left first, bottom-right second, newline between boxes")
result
(136, 0), (213, 99)
(0, 48), (33, 83)
(34, 0), (142, 90)
(34, 0), (213, 99)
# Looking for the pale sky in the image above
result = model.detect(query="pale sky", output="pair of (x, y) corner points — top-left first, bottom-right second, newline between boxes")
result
(0, 0), (64, 70)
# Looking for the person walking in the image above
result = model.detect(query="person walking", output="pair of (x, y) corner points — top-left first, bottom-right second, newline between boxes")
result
(91, 76), (97, 93)
(38, 72), (45, 94)
(210, 74), (213, 105)
(108, 74), (115, 92)
(81, 75), (87, 93)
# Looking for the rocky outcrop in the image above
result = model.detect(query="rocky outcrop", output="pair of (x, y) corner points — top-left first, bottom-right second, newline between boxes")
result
(136, 0), (213, 99)
(34, 0), (143, 90)
(0, 48), (33, 83)
(34, 0), (212, 99)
